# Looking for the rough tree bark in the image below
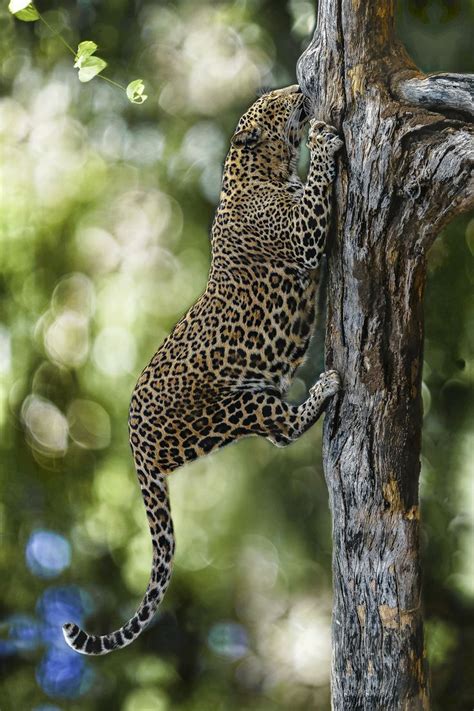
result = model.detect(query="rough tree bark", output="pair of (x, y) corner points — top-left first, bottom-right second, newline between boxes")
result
(296, 2), (474, 709)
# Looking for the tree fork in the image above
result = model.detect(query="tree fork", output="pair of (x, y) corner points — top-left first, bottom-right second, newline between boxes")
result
(297, 1), (473, 708)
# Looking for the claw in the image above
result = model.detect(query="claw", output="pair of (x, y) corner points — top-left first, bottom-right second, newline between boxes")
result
(307, 120), (343, 153)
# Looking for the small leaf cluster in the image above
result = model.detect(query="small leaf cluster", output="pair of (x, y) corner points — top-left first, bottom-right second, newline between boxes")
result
(74, 41), (107, 83)
(8, 0), (147, 104)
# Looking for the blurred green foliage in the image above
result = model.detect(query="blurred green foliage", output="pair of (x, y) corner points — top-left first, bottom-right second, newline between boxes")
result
(0, 1), (472, 709)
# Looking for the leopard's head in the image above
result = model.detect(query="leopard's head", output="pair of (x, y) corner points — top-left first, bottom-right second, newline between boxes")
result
(228, 84), (309, 179)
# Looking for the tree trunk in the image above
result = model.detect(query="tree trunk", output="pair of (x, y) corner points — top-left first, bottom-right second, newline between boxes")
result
(296, 2), (474, 709)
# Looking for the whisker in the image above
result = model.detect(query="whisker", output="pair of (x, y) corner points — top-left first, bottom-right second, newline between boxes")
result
(283, 99), (306, 149)
(304, 93), (316, 117)
(284, 103), (299, 134)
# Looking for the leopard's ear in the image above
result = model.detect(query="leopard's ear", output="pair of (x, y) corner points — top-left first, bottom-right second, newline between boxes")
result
(231, 126), (263, 149)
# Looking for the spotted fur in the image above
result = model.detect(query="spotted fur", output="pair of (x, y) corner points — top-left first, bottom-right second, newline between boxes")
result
(63, 85), (343, 655)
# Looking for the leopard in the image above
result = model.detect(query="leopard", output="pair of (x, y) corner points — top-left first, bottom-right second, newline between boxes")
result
(63, 84), (343, 655)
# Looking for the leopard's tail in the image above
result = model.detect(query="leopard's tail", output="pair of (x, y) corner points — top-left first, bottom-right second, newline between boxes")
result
(62, 467), (174, 655)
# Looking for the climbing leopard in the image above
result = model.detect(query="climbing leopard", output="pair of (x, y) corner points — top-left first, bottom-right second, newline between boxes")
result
(63, 84), (343, 655)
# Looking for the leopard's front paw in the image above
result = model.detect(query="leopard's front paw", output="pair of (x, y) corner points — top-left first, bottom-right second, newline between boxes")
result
(310, 369), (341, 400)
(325, 133), (344, 155)
(307, 120), (343, 154)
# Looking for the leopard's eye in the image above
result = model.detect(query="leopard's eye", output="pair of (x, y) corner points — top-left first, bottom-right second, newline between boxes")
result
(231, 126), (262, 149)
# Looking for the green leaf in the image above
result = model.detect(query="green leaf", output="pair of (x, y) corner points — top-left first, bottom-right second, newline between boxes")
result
(74, 41), (107, 83)
(126, 79), (148, 104)
(74, 41), (98, 68)
(8, 0), (40, 21)
(77, 56), (107, 83)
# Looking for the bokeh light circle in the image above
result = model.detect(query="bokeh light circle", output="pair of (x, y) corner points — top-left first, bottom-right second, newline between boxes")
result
(26, 530), (71, 579)
(207, 621), (249, 660)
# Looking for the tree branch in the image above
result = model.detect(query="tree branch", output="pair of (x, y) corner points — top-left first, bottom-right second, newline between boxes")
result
(393, 72), (474, 119)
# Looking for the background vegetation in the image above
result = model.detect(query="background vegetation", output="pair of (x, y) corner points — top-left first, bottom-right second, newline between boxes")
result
(0, 1), (472, 709)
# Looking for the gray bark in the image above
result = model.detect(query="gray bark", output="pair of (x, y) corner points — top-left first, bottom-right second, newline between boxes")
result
(296, 1), (474, 709)
(394, 72), (474, 119)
